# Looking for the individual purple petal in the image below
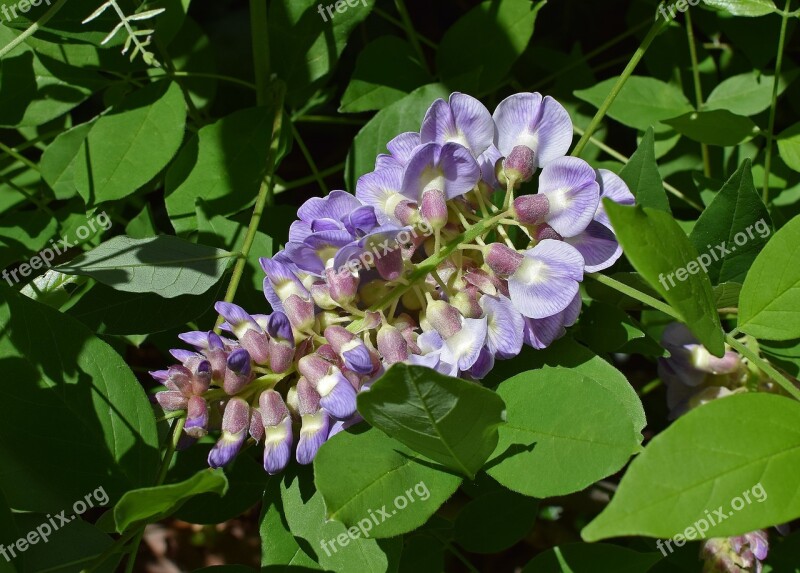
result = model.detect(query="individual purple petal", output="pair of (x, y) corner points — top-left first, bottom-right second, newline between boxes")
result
(594, 168), (635, 229)
(441, 316), (488, 372)
(296, 411), (330, 465)
(150, 369), (170, 383)
(214, 302), (262, 339)
(421, 93), (494, 158)
(508, 239), (585, 319)
(479, 294), (524, 359)
(315, 369), (358, 419)
(478, 144), (503, 190)
(328, 414), (364, 438)
(466, 347), (495, 379)
(260, 257), (310, 312)
(523, 293), (581, 349)
(177, 331), (211, 349)
(401, 142), (480, 201)
(565, 220), (622, 273)
(208, 398), (250, 468)
(344, 206), (379, 238)
(377, 323), (409, 364)
(355, 166), (406, 224)
(298, 190), (362, 224)
(493, 92), (573, 167)
(538, 157), (600, 237)
(311, 219), (343, 233)
(386, 132), (421, 166)
(324, 326), (373, 375)
(288, 220), (313, 243)
(170, 349), (201, 363)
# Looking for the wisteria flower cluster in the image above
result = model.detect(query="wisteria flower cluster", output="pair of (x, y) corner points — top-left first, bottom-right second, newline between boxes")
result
(153, 92), (635, 474)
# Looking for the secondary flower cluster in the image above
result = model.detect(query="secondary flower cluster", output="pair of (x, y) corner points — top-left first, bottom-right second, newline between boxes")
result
(153, 91), (634, 474)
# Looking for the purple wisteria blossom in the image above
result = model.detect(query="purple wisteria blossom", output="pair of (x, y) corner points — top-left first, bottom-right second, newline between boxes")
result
(152, 90), (635, 474)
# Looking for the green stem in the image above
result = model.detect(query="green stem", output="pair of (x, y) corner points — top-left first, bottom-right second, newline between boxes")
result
(685, 9), (711, 177)
(0, 0), (68, 58)
(249, 0), (271, 104)
(393, 0), (430, 74)
(214, 87), (285, 332)
(0, 141), (39, 172)
(274, 162), (345, 193)
(725, 335), (800, 401)
(294, 115), (366, 126)
(291, 123), (329, 194)
(572, 18), (667, 157)
(586, 273), (681, 320)
(762, 0), (792, 204)
(148, 71), (257, 91)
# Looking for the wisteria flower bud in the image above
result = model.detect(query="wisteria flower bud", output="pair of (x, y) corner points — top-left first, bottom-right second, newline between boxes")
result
(298, 353), (357, 419)
(425, 298), (464, 339)
(165, 365), (193, 396)
(377, 323), (409, 364)
(484, 243), (524, 276)
(503, 145), (536, 186)
(215, 302), (270, 365)
(155, 391), (188, 411)
(266, 312), (295, 374)
(223, 348), (252, 395)
(185, 395), (209, 438)
(324, 326), (373, 375)
(206, 331), (228, 382)
(192, 360), (212, 395)
(394, 200), (419, 226)
(311, 282), (337, 310)
(692, 347), (742, 375)
(283, 294), (315, 332)
(295, 378), (329, 465)
(451, 285), (483, 319)
(420, 189), (448, 230)
(259, 390), (293, 474)
(249, 408), (264, 443)
(208, 397), (250, 468)
(535, 223), (562, 241)
(325, 267), (358, 306)
(513, 194), (550, 226)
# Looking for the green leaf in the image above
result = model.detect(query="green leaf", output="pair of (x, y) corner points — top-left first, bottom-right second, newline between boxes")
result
(704, 72), (786, 116)
(346, 83), (450, 187)
(701, 0), (777, 16)
(20, 270), (87, 309)
(39, 120), (95, 200)
(713, 282), (742, 309)
(575, 76), (693, 132)
(357, 364), (506, 478)
(56, 235), (234, 298)
(280, 466), (402, 573)
(777, 122), (800, 173)
(339, 36), (431, 113)
(165, 106), (276, 234)
(618, 127), (670, 213)
(314, 427), (462, 538)
(113, 470), (228, 533)
(0, 210), (58, 268)
(454, 489), (538, 554)
(437, 0), (544, 95)
(73, 81), (187, 205)
(738, 214), (800, 339)
(582, 393), (800, 541)
(662, 110), (758, 147)
(759, 338), (800, 377)
(688, 160), (772, 284)
(269, 0), (376, 107)
(573, 300), (648, 353)
(0, 289), (159, 512)
(260, 477), (321, 570)
(522, 543), (662, 573)
(604, 202), (725, 356)
(486, 367), (642, 498)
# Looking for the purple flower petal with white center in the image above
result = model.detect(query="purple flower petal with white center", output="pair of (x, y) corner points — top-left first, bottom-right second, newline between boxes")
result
(178, 331), (212, 349)
(283, 229), (353, 276)
(355, 166), (407, 224)
(385, 132), (421, 166)
(479, 294), (524, 359)
(523, 293), (581, 349)
(440, 316), (488, 372)
(298, 190), (362, 224)
(259, 390), (293, 474)
(260, 257), (310, 312)
(401, 142), (480, 201)
(170, 348), (201, 363)
(324, 326), (373, 375)
(593, 168), (635, 230)
(421, 93), (494, 158)
(315, 369), (357, 419)
(208, 398), (250, 468)
(493, 92), (573, 167)
(296, 410), (330, 465)
(344, 206), (379, 238)
(538, 157), (600, 237)
(565, 220), (622, 272)
(508, 239), (585, 319)
(466, 347), (495, 379)
(214, 302), (262, 339)
(478, 144), (503, 190)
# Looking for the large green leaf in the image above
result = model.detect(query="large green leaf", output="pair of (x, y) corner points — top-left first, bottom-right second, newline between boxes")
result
(0, 289), (159, 512)
(618, 127), (670, 213)
(777, 122), (800, 173)
(56, 235), (234, 298)
(165, 106), (276, 234)
(437, 0), (544, 95)
(39, 121), (95, 201)
(486, 367), (642, 498)
(701, 0), (776, 16)
(260, 477), (321, 570)
(604, 202), (725, 356)
(575, 76), (693, 132)
(113, 470), (228, 533)
(357, 364), (506, 478)
(688, 160), (772, 285)
(345, 83), (449, 187)
(662, 110), (758, 147)
(269, 0), (376, 107)
(73, 81), (187, 205)
(454, 488), (538, 554)
(583, 393), (800, 541)
(340, 36), (431, 113)
(314, 427), (461, 538)
(280, 467), (402, 573)
(738, 214), (800, 339)
(522, 543), (662, 573)
(704, 72), (786, 116)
